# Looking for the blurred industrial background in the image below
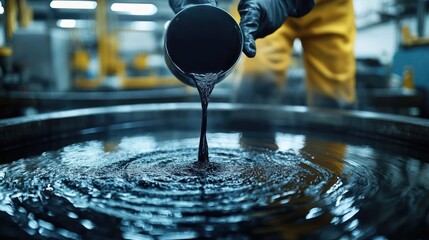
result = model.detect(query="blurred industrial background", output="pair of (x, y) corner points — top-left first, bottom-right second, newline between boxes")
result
(0, 0), (429, 118)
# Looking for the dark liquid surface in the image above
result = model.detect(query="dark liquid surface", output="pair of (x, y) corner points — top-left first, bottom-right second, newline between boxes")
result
(191, 72), (219, 164)
(0, 131), (428, 239)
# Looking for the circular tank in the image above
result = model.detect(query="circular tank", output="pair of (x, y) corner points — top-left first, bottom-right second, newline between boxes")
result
(0, 103), (428, 239)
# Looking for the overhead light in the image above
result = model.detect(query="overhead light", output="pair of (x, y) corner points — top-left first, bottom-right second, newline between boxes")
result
(57, 19), (76, 28)
(56, 19), (94, 28)
(50, 1), (97, 10)
(111, 3), (157, 15)
(0, 2), (3, 14)
(129, 21), (157, 31)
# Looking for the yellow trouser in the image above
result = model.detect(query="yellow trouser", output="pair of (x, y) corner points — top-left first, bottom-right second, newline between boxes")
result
(235, 0), (356, 106)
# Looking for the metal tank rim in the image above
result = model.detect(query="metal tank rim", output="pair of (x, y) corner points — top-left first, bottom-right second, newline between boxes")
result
(1, 102), (429, 155)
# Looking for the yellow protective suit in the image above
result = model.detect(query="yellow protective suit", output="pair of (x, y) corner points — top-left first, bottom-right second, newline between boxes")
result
(234, 2), (352, 235)
(233, 0), (356, 107)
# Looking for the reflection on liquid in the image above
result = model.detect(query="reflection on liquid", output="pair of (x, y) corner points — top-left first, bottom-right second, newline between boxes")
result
(0, 131), (428, 239)
(240, 131), (349, 239)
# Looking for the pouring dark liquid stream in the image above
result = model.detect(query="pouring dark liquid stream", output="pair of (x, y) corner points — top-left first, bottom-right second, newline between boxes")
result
(190, 72), (220, 164)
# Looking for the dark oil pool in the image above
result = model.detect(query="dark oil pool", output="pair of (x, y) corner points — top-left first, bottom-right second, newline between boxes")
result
(0, 130), (428, 239)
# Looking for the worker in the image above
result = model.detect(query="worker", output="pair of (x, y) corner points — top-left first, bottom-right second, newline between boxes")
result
(169, 0), (356, 109)
(169, 2), (350, 237)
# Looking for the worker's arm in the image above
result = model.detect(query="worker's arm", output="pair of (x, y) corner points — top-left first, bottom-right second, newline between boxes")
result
(238, 0), (315, 58)
(169, 0), (217, 14)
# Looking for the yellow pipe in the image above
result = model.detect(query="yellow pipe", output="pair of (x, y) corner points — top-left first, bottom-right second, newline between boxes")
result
(18, 0), (33, 28)
(0, 47), (13, 57)
(120, 76), (183, 89)
(403, 66), (415, 90)
(5, 0), (17, 41)
(401, 25), (429, 47)
(75, 77), (104, 89)
(96, 0), (108, 77)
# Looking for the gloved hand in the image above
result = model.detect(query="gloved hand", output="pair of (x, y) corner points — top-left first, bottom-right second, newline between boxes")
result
(169, 0), (217, 14)
(238, 0), (315, 58)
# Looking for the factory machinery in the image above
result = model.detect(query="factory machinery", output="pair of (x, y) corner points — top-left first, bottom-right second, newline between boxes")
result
(0, 0), (428, 119)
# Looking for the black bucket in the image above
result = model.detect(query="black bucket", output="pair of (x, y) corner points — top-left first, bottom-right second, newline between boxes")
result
(164, 5), (243, 87)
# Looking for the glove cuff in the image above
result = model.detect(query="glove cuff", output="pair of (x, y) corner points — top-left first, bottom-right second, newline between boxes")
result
(285, 0), (315, 18)
(170, 0), (218, 14)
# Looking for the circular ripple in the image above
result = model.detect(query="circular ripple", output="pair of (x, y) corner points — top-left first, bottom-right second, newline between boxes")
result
(0, 134), (428, 239)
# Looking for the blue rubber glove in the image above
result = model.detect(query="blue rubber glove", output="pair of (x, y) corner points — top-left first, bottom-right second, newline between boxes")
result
(169, 0), (217, 14)
(238, 0), (315, 58)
